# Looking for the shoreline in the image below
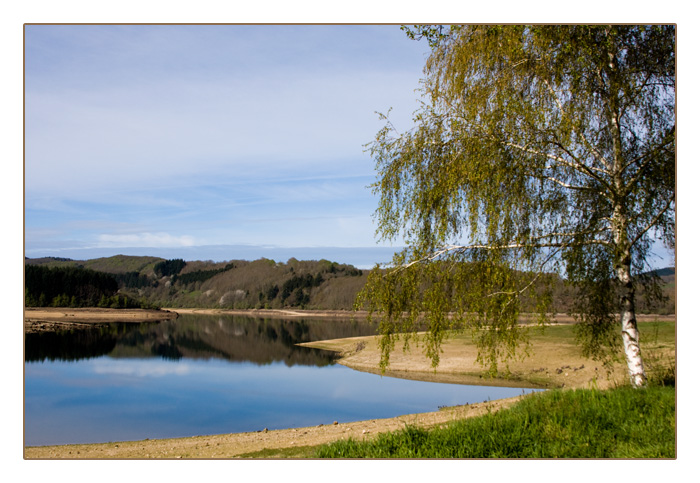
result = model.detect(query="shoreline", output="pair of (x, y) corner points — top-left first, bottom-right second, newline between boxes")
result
(23, 307), (675, 458)
(23, 306), (675, 325)
(25, 306), (675, 323)
(168, 307), (365, 319)
(24, 396), (527, 459)
(23, 307), (179, 333)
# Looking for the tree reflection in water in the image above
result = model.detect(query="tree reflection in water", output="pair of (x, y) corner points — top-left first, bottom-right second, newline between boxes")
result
(25, 314), (378, 366)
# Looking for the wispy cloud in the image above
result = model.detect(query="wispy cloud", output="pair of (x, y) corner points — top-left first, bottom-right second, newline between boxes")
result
(97, 232), (198, 248)
(93, 359), (192, 378)
(24, 25), (428, 261)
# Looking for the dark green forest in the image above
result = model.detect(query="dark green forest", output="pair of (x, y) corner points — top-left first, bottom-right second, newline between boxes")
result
(24, 255), (675, 314)
(24, 264), (155, 309)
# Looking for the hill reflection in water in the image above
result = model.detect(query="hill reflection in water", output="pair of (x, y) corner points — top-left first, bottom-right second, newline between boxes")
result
(25, 314), (378, 366)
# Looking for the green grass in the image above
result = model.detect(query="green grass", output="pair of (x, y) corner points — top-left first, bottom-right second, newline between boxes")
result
(236, 445), (319, 459)
(315, 385), (675, 458)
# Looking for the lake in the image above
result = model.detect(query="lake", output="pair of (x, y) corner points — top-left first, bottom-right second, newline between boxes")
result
(24, 314), (542, 446)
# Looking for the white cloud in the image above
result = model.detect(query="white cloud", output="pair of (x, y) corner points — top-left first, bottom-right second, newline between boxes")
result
(97, 232), (198, 248)
(93, 359), (191, 378)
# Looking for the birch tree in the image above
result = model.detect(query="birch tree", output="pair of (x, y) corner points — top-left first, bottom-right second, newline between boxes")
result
(359, 25), (675, 387)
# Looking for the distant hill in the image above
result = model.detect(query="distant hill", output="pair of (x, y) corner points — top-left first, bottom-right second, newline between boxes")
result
(24, 255), (368, 311)
(25, 256), (74, 264)
(645, 267), (675, 279)
(25, 254), (164, 274)
(24, 255), (676, 314)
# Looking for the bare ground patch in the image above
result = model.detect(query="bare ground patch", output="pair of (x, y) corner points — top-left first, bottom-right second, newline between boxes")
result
(24, 307), (178, 333)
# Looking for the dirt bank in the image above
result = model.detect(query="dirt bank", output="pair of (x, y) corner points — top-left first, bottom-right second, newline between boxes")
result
(302, 334), (629, 391)
(24, 307), (178, 333)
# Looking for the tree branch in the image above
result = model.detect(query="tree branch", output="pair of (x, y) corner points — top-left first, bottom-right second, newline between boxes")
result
(396, 235), (610, 272)
(485, 247), (562, 299)
(620, 135), (675, 192)
(541, 78), (612, 173)
(630, 197), (675, 247)
(502, 140), (615, 197)
(542, 176), (596, 192)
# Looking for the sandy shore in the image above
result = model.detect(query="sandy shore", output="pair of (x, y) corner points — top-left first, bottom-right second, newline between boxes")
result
(24, 307), (178, 333)
(23, 396), (525, 459)
(301, 332), (628, 390)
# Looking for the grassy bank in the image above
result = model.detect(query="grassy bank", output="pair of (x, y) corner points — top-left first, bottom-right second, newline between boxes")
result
(315, 384), (676, 458)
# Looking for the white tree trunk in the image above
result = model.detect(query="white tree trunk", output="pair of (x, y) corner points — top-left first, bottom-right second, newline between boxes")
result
(612, 200), (648, 387)
(620, 296), (647, 387)
(617, 256), (647, 387)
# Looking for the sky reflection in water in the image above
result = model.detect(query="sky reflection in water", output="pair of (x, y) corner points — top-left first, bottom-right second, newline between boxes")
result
(25, 316), (542, 446)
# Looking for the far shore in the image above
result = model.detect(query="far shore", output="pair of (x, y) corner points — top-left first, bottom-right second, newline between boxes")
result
(168, 307), (366, 319)
(24, 305), (675, 329)
(23, 307), (178, 333)
(167, 307), (673, 324)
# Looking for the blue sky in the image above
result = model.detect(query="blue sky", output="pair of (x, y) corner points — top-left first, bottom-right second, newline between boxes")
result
(24, 24), (432, 266)
(23, 22), (679, 270)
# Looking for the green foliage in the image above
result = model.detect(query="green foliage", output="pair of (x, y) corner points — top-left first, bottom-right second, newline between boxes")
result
(236, 445), (318, 459)
(173, 263), (234, 285)
(112, 271), (153, 289)
(112, 257), (372, 310)
(316, 385), (675, 458)
(25, 255), (165, 274)
(25, 264), (119, 307)
(154, 259), (186, 277)
(24, 254), (675, 317)
(319, 259), (363, 276)
(360, 25), (675, 379)
(281, 273), (323, 300)
(96, 294), (151, 309)
(24, 263), (162, 309)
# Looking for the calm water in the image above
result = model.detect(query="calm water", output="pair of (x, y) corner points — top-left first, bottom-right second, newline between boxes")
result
(25, 314), (541, 446)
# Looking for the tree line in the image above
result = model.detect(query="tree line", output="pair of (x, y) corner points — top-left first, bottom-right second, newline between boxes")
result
(24, 255), (674, 315)
(24, 265), (156, 309)
(173, 263), (235, 285)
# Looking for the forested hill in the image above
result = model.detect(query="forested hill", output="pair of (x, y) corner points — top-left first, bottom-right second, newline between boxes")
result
(24, 255), (676, 314)
(25, 256), (367, 311)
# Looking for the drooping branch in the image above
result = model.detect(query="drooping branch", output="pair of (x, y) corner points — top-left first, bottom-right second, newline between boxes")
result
(541, 78), (612, 173)
(629, 197), (675, 247)
(542, 176), (598, 192)
(501, 140), (615, 197)
(396, 232), (611, 272)
(621, 135), (675, 193)
(484, 246), (562, 299)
